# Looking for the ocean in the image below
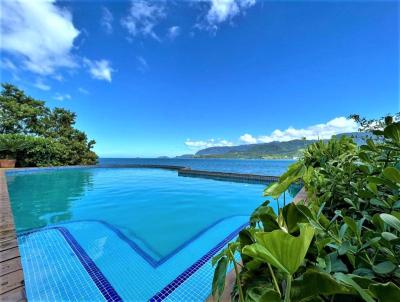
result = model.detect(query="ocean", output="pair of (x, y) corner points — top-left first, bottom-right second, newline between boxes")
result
(99, 158), (295, 176)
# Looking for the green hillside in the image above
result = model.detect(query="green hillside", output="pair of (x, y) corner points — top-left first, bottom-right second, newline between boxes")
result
(193, 132), (371, 159)
(195, 139), (317, 159)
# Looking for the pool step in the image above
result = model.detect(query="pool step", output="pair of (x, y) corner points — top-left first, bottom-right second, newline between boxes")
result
(19, 217), (248, 301)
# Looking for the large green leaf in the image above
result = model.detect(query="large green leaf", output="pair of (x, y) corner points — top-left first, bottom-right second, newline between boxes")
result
(367, 176), (398, 189)
(212, 256), (228, 302)
(381, 231), (398, 242)
(325, 252), (348, 273)
(239, 229), (255, 265)
(291, 270), (353, 301)
(382, 167), (400, 183)
(280, 161), (306, 182)
(334, 273), (375, 302)
(379, 213), (400, 232)
(369, 282), (400, 302)
(242, 223), (315, 275)
(372, 261), (397, 275)
(264, 162), (305, 198)
(282, 203), (309, 233)
(383, 123), (400, 143)
(246, 287), (281, 302)
(264, 180), (293, 199)
(250, 202), (280, 232)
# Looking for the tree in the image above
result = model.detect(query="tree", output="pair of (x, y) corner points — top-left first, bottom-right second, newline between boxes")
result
(0, 83), (49, 135)
(349, 113), (400, 132)
(0, 83), (98, 166)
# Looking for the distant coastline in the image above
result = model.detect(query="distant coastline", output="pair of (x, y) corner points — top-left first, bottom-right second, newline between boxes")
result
(174, 132), (370, 160)
(174, 154), (299, 160)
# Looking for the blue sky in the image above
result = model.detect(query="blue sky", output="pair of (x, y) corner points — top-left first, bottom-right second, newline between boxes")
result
(0, 0), (398, 157)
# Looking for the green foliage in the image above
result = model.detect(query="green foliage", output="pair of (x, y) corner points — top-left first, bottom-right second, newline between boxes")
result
(350, 113), (400, 132)
(0, 134), (29, 159)
(0, 83), (50, 135)
(242, 224), (315, 275)
(0, 84), (97, 166)
(212, 117), (400, 301)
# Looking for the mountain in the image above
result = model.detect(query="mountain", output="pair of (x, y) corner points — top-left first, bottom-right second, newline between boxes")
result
(335, 131), (378, 145)
(194, 132), (371, 159)
(196, 139), (316, 159)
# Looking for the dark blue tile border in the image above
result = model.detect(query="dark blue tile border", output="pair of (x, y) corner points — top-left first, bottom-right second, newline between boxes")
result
(21, 226), (122, 302)
(19, 216), (249, 269)
(149, 221), (249, 302)
(20, 220), (248, 302)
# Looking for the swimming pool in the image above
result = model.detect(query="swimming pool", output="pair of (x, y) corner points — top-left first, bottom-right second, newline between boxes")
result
(7, 167), (297, 301)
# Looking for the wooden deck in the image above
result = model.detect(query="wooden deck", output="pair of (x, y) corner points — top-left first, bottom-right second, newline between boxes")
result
(0, 170), (26, 302)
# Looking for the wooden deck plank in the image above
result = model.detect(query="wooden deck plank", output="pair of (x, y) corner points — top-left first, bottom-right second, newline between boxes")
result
(0, 286), (26, 302)
(0, 240), (18, 253)
(0, 231), (15, 239)
(0, 258), (22, 277)
(0, 236), (16, 245)
(0, 269), (24, 295)
(0, 248), (19, 263)
(0, 171), (26, 301)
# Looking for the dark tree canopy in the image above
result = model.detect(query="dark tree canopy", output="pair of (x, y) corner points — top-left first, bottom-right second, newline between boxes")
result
(0, 83), (97, 166)
(349, 113), (400, 132)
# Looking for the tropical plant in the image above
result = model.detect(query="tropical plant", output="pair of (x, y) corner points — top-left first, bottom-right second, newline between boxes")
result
(0, 134), (29, 159)
(0, 83), (97, 166)
(212, 117), (400, 302)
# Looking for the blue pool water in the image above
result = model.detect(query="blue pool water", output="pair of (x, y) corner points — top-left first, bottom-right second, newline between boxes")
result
(7, 167), (297, 301)
(99, 158), (294, 176)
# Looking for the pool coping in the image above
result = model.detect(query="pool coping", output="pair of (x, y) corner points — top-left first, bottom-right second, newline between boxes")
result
(0, 165), (299, 302)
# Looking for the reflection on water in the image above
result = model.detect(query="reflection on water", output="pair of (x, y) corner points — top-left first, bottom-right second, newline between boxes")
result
(7, 167), (301, 259)
(7, 169), (94, 231)
(7, 168), (302, 235)
(7, 168), (299, 257)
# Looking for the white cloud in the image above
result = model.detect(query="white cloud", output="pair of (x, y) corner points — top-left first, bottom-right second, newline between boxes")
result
(0, 58), (17, 71)
(167, 26), (180, 40)
(239, 133), (257, 144)
(207, 0), (239, 24)
(0, 0), (80, 75)
(101, 7), (113, 34)
(201, 0), (256, 31)
(54, 93), (71, 101)
(52, 74), (64, 81)
(78, 87), (89, 94)
(33, 79), (51, 91)
(240, 117), (358, 144)
(121, 0), (166, 41)
(83, 58), (114, 82)
(185, 138), (234, 150)
(136, 56), (149, 72)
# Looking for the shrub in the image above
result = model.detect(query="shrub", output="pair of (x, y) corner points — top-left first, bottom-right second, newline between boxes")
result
(0, 83), (97, 166)
(212, 120), (400, 301)
(0, 134), (29, 159)
(0, 134), (97, 167)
